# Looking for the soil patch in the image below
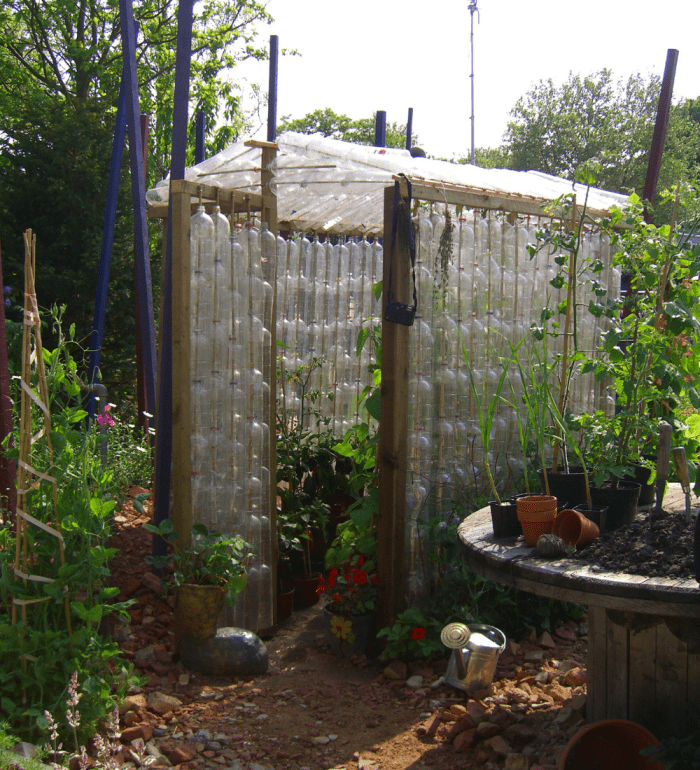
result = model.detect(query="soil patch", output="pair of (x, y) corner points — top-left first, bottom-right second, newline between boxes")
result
(575, 507), (698, 580)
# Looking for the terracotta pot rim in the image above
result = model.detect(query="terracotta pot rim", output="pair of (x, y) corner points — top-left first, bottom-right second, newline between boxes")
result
(558, 718), (662, 770)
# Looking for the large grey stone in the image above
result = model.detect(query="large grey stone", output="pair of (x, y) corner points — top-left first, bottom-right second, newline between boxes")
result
(179, 626), (268, 677)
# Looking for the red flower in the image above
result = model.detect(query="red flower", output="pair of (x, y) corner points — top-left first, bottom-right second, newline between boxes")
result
(353, 570), (368, 585)
(332, 593), (342, 604)
(356, 555), (364, 567)
(329, 567), (338, 580)
(411, 627), (426, 641)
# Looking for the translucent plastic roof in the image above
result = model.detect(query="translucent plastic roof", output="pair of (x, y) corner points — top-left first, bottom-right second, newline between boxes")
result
(146, 131), (629, 235)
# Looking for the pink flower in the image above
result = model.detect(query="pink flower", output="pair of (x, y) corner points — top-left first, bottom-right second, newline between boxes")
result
(96, 404), (115, 428)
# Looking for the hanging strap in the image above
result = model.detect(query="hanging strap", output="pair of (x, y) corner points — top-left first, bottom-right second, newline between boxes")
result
(384, 176), (417, 326)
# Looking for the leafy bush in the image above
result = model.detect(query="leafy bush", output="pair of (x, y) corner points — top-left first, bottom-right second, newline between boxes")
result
(0, 312), (143, 742)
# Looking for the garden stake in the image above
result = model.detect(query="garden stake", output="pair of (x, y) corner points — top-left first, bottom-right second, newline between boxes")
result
(653, 421), (673, 521)
(672, 446), (692, 524)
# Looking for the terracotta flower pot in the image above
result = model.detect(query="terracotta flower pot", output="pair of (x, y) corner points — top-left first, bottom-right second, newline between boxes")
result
(276, 580), (295, 620)
(516, 495), (556, 546)
(553, 509), (599, 547)
(516, 495), (558, 518)
(293, 573), (321, 608)
(559, 719), (662, 770)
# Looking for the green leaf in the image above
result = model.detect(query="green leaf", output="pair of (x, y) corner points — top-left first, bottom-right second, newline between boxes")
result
(365, 391), (381, 422)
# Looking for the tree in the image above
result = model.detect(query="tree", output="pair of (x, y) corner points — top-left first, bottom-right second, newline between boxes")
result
(502, 70), (700, 200)
(278, 108), (414, 149)
(0, 0), (274, 406)
(1, 0), (273, 176)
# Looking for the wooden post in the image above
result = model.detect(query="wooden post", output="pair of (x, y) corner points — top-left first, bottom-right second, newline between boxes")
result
(170, 181), (193, 546)
(377, 181), (411, 628)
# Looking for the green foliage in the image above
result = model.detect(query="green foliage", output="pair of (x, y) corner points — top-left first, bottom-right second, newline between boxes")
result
(276, 358), (336, 574)
(0, 0), (275, 406)
(377, 607), (444, 661)
(0, 321), (144, 743)
(504, 70), (700, 206)
(580, 189), (700, 486)
(101, 408), (154, 492)
(278, 108), (414, 149)
(144, 519), (252, 606)
(0, 100), (142, 405)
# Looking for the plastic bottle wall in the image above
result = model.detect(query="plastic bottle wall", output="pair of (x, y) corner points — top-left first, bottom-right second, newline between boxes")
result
(276, 234), (381, 435)
(401, 205), (618, 603)
(189, 208), (274, 634)
(189, 202), (617, 621)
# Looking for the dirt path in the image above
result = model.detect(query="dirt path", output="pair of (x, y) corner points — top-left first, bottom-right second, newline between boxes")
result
(108, 493), (587, 770)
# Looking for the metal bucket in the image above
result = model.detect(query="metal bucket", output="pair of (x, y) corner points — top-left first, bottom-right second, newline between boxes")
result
(442, 623), (506, 692)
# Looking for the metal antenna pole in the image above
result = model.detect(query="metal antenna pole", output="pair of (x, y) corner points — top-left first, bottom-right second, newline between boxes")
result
(469, 0), (479, 165)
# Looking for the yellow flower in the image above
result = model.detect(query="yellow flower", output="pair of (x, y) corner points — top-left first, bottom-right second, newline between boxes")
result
(330, 615), (353, 640)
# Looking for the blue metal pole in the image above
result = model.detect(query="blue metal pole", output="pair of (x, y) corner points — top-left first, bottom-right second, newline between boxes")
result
(406, 107), (413, 151)
(119, 0), (157, 426)
(152, 0), (194, 545)
(375, 111), (387, 148)
(87, 70), (128, 421)
(267, 35), (279, 142)
(195, 111), (205, 164)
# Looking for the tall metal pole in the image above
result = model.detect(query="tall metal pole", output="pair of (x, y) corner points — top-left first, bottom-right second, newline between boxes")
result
(642, 48), (679, 222)
(469, 0), (478, 165)
(267, 34), (279, 142)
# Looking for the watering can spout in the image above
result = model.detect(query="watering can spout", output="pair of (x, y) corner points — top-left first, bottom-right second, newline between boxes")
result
(441, 623), (471, 679)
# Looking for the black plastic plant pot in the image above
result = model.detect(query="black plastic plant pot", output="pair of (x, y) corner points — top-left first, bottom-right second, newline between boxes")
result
(538, 467), (589, 509)
(590, 481), (641, 531)
(623, 461), (655, 507)
(489, 500), (522, 539)
(573, 504), (609, 535)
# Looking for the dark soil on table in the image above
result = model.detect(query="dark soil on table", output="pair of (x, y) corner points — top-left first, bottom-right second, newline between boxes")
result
(574, 507), (698, 580)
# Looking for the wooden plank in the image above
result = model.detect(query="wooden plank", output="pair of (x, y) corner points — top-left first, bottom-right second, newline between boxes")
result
(405, 178), (612, 221)
(245, 139), (279, 150)
(377, 182), (410, 628)
(628, 624), (657, 727)
(170, 187), (193, 546)
(587, 605), (607, 722)
(259, 144), (279, 620)
(655, 621), (688, 737)
(605, 609), (629, 720)
(688, 646), (700, 735)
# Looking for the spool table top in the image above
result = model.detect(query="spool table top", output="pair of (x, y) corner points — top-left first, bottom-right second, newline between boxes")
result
(457, 484), (700, 618)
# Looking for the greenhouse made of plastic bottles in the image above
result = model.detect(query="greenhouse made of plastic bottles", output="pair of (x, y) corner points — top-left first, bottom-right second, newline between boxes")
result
(146, 133), (628, 633)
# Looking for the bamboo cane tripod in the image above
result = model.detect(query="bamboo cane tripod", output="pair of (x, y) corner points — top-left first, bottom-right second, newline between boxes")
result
(12, 230), (72, 693)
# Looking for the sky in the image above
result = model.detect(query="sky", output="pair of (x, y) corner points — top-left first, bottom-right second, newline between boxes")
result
(237, 0), (700, 160)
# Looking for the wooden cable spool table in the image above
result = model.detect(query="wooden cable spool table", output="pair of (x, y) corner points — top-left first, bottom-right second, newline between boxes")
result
(457, 485), (700, 738)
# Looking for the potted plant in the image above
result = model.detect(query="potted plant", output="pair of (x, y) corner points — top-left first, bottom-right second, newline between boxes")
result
(277, 357), (345, 586)
(579, 188), (700, 517)
(522, 175), (613, 505)
(317, 488), (379, 657)
(463, 344), (521, 537)
(144, 519), (253, 645)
